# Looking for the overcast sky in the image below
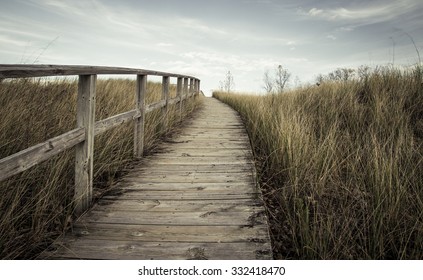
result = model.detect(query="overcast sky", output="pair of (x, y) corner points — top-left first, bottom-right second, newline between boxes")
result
(1, 0), (423, 95)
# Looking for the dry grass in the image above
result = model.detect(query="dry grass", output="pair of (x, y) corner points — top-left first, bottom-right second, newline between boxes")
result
(0, 78), (201, 259)
(214, 67), (423, 259)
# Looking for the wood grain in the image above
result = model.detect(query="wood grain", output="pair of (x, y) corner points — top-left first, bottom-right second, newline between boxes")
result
(74, 75), (96, 214)
(0, 128), (85, 181)
(0, 64), (198, 79)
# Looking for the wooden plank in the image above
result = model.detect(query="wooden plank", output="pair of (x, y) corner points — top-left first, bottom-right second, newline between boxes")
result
(167, 96), (180, 106)
(121, 173), (252, 183)
(74, 75), (96, 215)
(131, 165), (252, 172)
(77, 209), (267, 226)
(184, 132), (247, 136)
(159, 148), (250, 157)
(161, 139), (249, 146)
(94, 198), (263, 212)
(102, 192), (256, 201)
(95, 109), (137, 135)
(134, 74), (147, 158)
(146, 99), (166, 113)
(40, 240), (271, 260)
(0, 64), (198, 79)
(83, 211), (265, 227)
(65, 224), (270, 243)
(0, 128), (85, 181)
(112, 182), (255, 193)
(172, 135), (250, 141)
(140, 156), (251, 165)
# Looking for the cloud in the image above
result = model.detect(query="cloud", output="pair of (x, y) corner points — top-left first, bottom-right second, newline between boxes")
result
(301, 0), (421, 24)
(28, 0), (89, 17)
(177, 17), (228, 36)
(308, 8), (323, 16)
(0, 34), (28, 47)
(326, 34), (337, 40)
(337, 26), (355, 32)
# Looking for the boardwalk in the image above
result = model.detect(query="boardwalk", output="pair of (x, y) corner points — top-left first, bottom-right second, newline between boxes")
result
(40, 97), (272, 260)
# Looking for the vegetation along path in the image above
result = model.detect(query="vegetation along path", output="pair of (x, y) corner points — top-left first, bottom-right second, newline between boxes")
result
(40, 97), (272, 260)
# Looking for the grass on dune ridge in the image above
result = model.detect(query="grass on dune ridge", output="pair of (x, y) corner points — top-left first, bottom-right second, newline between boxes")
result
(214, 67), (423, 259)
(0, 78), (202, 259)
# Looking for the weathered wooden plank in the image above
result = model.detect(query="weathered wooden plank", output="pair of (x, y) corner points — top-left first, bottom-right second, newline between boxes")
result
(167, 97), (179, 106)
(123, 171), (252, 179)
(142, 92), (191, 116)
(120, 174), (252, 184)
(162, 141), (249, 147)
(112, 182), (255, 193)
(78, 208), (268, 226)
(139, 156), (251, 165)
(0, 128), (85, 181)
(131, 165), (252, 173)
(102, 192), (257, 201)
(41, 240), (271, 260)
(171, 137), (250, 143)
(146, 99), (166, 113)
(66, 224), (270, 243)
(95, 109), (138, 135)
(74, 75), (96, 215)
(183, 128), (246, 132)
(159, 148), (250, 157)
(94, 198), (263, 212)
(0, 64), (198, 79)
(177, 133), (249, 139)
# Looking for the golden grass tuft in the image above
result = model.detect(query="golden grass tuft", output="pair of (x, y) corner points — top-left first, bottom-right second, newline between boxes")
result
(214, 67), (423, 259)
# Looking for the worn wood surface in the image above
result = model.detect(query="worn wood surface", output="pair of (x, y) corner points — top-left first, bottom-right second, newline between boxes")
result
(0, 64), (198, 79)
(0, 128), (85, 181)
(40, 97), (272, 260)
(134, 75), (147, 158)
(74, 75), (96, 214)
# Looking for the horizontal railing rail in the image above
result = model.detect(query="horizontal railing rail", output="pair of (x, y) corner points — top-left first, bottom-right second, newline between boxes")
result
(0, 64), (198, 79)
(0, 64), (200, 214)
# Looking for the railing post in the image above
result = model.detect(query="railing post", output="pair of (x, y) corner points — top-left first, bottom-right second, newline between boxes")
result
(161, 76), (170, 132)
(183, 77), (189, 103)
(176, 77), (183, 122)
(195, 79), (200, 97)
(134, 74), (147, 158)
(74, 74), (96, 215)
(189, 78), (194, 96)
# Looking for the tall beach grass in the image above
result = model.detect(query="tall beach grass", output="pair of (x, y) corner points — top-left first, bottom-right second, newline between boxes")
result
(0, 77), (201, 259)
(214, 67), (423, 259)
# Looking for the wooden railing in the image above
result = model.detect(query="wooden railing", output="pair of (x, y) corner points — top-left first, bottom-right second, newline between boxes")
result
(0, 64), (200, 214)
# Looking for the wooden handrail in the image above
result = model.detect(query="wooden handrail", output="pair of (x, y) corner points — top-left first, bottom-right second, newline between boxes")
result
(0, 64), (198, 79)
(0, 64), (200, 214)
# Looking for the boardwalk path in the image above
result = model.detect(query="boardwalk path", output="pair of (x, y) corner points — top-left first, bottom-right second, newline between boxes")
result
(42, 97), (272, 260)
